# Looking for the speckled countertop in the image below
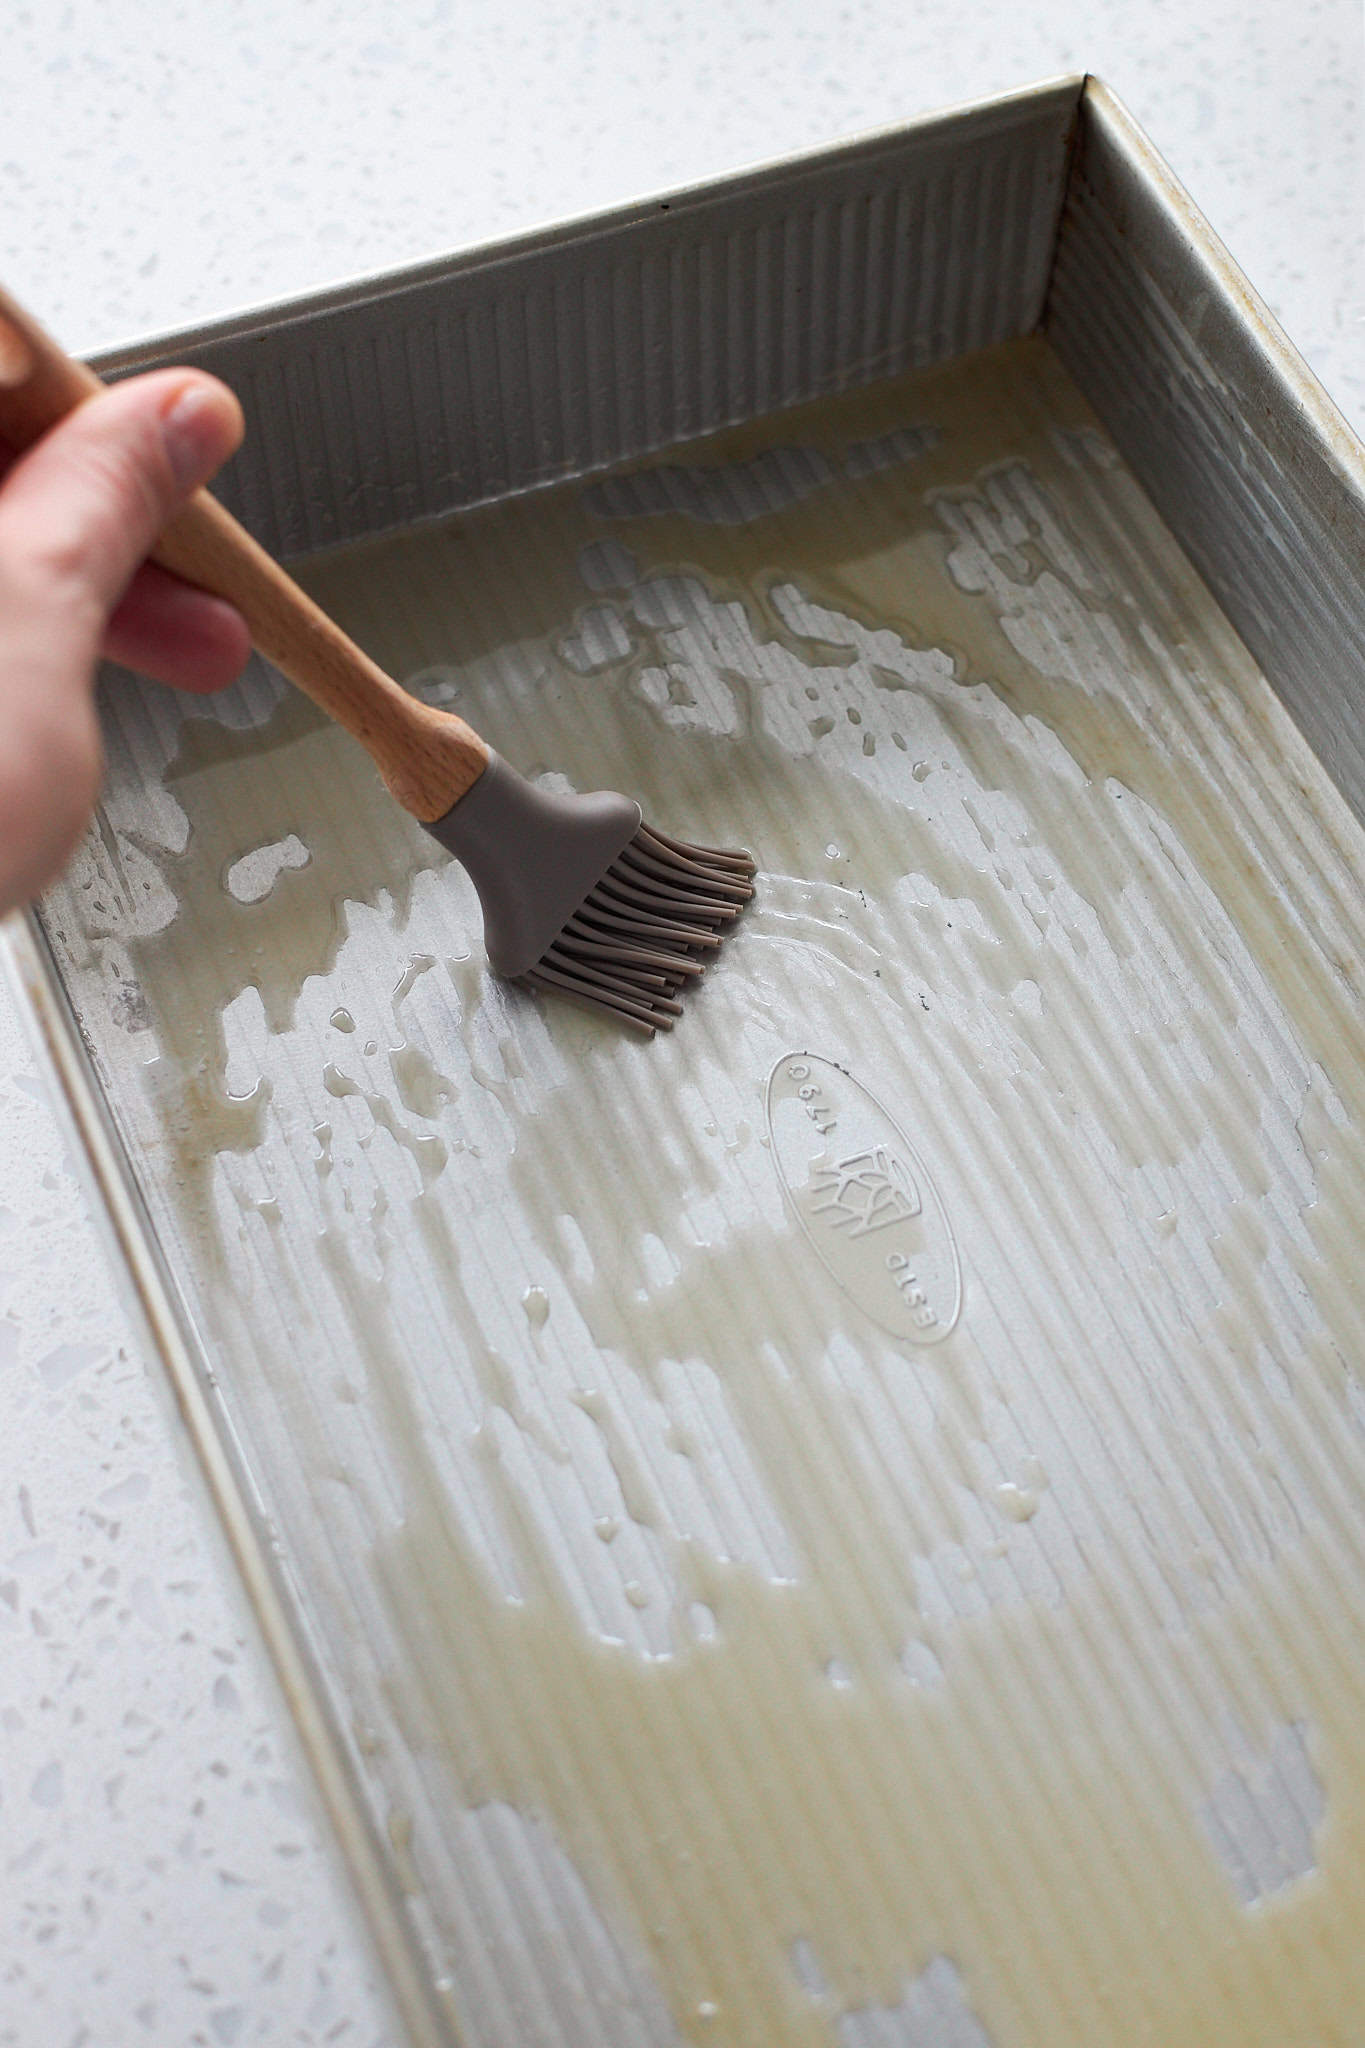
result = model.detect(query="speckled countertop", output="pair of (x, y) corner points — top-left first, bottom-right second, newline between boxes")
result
(0, 4), (1361, 2041)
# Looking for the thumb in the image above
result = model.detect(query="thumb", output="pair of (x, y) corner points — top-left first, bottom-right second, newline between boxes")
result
(0, 369), (242, 912)
(0, 368), (244, 658)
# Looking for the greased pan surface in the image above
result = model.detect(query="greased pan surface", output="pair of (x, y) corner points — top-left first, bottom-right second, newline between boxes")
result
(16, 79), (1365, 2048)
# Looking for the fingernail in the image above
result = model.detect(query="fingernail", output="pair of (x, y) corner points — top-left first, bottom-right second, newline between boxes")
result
(160, 380), (238, 493)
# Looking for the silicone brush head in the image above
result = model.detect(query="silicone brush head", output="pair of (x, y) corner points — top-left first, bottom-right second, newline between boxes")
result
(425, 753), (756, 1034)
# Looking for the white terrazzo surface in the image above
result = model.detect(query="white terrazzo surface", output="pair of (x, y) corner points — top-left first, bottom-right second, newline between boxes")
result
(0, 987), (394, 2048)
(0, 3), (1361, 2041)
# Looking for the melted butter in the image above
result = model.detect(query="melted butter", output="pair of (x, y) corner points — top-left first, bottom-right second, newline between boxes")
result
(44, 335), (1365, 2045)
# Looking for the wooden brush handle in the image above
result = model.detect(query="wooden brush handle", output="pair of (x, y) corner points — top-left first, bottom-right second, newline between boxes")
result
(0, 282), (488, 823)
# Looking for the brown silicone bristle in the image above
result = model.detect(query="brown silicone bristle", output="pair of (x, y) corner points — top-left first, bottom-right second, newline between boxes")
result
(519, 822), (757, 1034)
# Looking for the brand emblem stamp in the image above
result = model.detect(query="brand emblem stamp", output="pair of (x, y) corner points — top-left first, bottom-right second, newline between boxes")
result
(765, 1052), (962, 1344)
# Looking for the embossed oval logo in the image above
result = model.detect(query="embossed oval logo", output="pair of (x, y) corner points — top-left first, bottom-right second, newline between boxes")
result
(765, 1052), (962, 1345)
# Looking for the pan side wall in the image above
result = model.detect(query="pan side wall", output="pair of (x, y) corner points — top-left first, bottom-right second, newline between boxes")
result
(96, 86), (1078, 560)
(1048, 80), (1365, 827)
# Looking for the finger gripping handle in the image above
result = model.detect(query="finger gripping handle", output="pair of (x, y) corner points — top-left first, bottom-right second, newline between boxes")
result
(0, 281), (489, 822)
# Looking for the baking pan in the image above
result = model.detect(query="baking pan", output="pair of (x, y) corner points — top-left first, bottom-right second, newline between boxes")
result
(10, 73), (1365, 2047)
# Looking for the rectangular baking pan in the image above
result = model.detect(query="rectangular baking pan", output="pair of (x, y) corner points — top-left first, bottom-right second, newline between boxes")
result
(10, 73), (1365, 2048)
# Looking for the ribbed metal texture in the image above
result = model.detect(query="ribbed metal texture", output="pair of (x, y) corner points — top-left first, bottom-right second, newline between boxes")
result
(97, 86), (1077, 560)
(1046, 82), (1365, 828)
(36, 330), (1365, 2047)
(25, 77), (1365, 2048)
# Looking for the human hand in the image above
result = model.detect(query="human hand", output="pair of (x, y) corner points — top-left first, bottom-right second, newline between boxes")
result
(0, 369), (251, 915)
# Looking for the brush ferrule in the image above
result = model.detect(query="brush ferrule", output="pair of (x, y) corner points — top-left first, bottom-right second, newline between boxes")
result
(424, 751), (756, 1032)
(423, 751), (641, 978)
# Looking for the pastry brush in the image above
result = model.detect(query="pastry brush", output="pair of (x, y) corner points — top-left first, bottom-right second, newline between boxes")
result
(0, 284), (755, 1035)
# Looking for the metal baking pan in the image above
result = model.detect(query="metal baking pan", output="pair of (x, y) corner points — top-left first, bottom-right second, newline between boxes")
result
(10, 72), (1365, 2047)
